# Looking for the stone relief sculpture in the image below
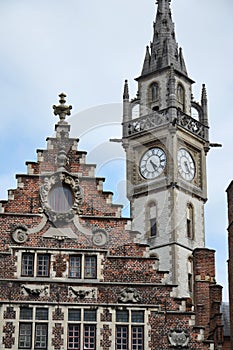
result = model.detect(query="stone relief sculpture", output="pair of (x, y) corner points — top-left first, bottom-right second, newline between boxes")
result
(168, 330), (189, 348)
(118, 287), (141, 303)
(21, 285), (49, 297)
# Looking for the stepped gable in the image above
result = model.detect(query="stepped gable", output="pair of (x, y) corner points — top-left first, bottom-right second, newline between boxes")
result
(0, 93), (131, 252)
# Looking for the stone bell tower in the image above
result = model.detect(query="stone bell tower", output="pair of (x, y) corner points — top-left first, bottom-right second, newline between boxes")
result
(122, 0), (210, 297)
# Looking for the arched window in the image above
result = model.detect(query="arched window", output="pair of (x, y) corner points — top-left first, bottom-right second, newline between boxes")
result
(147, 202), (157, 237)
(151, 82), (159, 102)
(187, 204), (194, 239)
(177, 84), (185, 111)
(48, 184), (74, 213)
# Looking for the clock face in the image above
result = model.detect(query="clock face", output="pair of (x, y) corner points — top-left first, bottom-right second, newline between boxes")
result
(140, 147), (166, 179)
(177, 148), (195, 181)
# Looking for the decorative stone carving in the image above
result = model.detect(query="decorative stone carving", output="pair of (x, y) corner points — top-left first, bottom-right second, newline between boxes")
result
(69, 286), (97, 300)
(40, 171), (83, 224)
(168, 330), (189, 348)
(12, 225), (28, 243)
(92, 228), (108, 246)
(123, 110), (169, 137)
(21, 284), (49, 297)
(118, 288), (141, 303)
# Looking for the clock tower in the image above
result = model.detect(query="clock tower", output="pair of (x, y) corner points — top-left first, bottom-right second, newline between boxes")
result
(122, 0), (210, 297)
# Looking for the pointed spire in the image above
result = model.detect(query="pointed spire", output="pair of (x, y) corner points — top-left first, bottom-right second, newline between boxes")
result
(141, 46), (151, 75)
(201, 84), (209, 131)
(201, 84), (208, 103)
(178, 48), (187, 75)
(141, 0), (188, 77)
(123, 80), (129, 100)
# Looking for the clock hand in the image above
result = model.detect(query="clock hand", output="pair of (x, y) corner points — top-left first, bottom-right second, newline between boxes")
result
(150, 159), (158, 171)
(184, 161), (190, 173)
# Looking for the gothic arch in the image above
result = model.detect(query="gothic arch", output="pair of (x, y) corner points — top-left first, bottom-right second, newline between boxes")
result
(148, 81), (160, 111)
(191, 101), (204, 123)
(177, 82), (185, 112)
(186, 203), (194, 240)
(145, 201), (157, 237)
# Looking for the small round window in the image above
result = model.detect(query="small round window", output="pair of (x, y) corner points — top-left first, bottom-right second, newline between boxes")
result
(48, 184), (74, 213)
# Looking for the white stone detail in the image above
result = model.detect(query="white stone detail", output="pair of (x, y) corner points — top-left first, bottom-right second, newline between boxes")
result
(8, 190), (14, 200)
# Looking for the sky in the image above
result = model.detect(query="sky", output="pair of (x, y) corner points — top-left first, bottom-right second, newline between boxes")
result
(0, 0), (233, 300)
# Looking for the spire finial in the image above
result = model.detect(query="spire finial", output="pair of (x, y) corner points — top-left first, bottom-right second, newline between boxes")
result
(53, 93), (72, 122)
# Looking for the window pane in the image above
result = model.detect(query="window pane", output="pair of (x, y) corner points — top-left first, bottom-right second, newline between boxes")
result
(151, 83), (158, 101)
(69, 256), (81, 278)
(34, 324), (48, 349)
(21, 253), (34, 276)
(19, 323), (32, 348)
(150, 218), (157, 237)
(83, 325), (96, 350)
(116, 310), (129, 323)
(84, 310), (97, 322)
(37, 254), (50, 277)
(36, 308), (48, 320)
(68, 324), (80, 349)
(84, 256), (96, 279)
(132, 311), (144, 323)
(116, 326), (128, 350)
(68, 309), (81, 321)
(48, 185), (73, 213)
(132, 326), (144, 350)
(20, 308), (33, 320)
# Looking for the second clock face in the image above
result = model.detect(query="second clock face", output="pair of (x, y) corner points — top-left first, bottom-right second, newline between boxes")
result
(177, 148), (195, 181)
(140, 147), (166, 179)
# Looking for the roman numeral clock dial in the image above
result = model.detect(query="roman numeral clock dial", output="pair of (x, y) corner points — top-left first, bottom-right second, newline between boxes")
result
(177, 148), (195, 181)
(139, 147), (166, 179)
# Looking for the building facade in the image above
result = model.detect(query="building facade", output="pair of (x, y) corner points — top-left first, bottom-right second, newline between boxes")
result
(0, 0), (227, 349)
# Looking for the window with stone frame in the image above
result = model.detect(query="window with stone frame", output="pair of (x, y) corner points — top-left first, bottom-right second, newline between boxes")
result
(67, 308), (97, 350)
(37, 254), (50, 277)
(146, 202), (157, 238)
(115, 310), (144, 350)
(177, 83), (185, 111)
(19, 307), (48, 349)
(151, 82), (159, 102)
(21, 253), (50, 278)
(69, 255), (82, 278)
(84, 256), (97, 279)
(69, 255), (97, 279)
(148, 82), (159, 111)
(21, 253), (34, 276)
(187, 204), (194, 239)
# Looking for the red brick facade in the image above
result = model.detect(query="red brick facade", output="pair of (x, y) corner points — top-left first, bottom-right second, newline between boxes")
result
(0, 95), (224, 349)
